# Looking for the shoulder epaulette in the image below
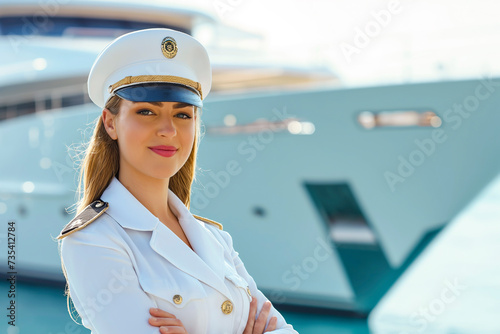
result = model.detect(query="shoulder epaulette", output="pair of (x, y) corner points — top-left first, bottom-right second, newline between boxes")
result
(57, 200), (109, 240)
(193, 214), (223, 230)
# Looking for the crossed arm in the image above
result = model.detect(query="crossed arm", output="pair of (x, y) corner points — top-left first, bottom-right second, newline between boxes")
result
(60, 225), (297, 333)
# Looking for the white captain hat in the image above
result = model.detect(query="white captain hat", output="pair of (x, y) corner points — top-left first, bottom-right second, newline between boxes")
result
(88, 28), (211, 109)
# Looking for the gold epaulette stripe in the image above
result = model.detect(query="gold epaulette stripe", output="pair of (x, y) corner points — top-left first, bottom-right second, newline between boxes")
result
(57, 201), (109, 240)
(193, 214), (223, 230)
(109, 75), (203, 99)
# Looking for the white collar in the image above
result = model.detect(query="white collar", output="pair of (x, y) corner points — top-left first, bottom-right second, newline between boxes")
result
(101, 176), (160, 230)
(100, 176), (231, 298)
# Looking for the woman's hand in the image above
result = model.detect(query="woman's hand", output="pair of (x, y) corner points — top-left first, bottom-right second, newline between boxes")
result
(149, 307), (188, 334)
(243, 297), (278, 333)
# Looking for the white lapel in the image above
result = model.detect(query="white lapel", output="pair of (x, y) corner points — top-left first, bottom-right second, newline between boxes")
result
(101, 177), (232, 299)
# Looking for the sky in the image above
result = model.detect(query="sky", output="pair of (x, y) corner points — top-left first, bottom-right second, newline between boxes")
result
(186, 0), (500, 86)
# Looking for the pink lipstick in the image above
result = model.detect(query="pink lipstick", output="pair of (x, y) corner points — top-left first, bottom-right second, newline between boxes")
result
(149, 145), (177, 157)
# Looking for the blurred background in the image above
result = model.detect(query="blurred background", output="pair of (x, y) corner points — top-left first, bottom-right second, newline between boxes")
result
(201, 0), (500, 86)
(1, 0), (500, 333)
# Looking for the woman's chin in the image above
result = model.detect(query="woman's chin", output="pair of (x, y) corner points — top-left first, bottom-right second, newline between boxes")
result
(147, 169), (181, 181)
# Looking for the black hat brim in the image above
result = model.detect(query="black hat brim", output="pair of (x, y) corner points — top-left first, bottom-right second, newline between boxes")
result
(115, 83), (202, 108)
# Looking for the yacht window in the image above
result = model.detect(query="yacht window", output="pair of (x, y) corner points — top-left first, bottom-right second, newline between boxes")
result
(16, 101), (36, 115)
(0, 16), (190, 37)
(0, 92), (89, 121)
(61, 94), (85, 108)
(0, 106), (6, 121)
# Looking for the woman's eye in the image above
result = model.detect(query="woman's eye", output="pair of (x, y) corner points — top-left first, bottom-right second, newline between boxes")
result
(137, 109), (154, 116)
(175, 113), (192, 119)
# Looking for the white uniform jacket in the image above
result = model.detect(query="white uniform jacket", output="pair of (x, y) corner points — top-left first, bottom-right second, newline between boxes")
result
(59, 177), (298, 334)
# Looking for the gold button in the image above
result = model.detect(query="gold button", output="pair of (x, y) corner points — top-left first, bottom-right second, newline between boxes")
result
(246, 287), (252, 296)
(221, 300), (233, 314)
(173, 294), (182, 305)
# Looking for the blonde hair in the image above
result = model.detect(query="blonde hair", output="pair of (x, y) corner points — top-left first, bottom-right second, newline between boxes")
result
(60, 94), (201, 323)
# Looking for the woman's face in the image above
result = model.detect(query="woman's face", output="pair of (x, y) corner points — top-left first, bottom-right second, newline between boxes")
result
(103, 99), (196, 181)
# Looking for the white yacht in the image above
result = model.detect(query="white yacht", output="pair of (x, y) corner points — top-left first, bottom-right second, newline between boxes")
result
(1, 1), (499, 333)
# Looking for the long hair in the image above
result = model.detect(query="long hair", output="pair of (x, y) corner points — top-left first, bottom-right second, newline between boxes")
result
(60, 94), (201, 323)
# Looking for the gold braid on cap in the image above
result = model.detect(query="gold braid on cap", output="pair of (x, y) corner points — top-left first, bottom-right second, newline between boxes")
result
(109, 75), (203, 99)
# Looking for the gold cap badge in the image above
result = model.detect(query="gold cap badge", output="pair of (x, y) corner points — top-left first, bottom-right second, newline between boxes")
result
(161, 36), (178, 59)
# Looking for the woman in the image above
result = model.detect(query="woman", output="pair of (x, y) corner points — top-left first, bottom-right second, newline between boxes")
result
(57, 28), (298, 334)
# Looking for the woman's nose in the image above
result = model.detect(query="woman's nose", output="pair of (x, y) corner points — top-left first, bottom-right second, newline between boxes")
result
(157, 117), (176, 137)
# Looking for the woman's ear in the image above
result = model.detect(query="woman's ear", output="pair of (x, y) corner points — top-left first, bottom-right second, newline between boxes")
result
(102, 108), (118, 140)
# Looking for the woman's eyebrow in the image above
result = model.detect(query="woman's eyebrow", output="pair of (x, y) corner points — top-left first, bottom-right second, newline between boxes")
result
(132, 101), (163, 107)
(172, 102), (193, 109)
(131, 102), (192, 108)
